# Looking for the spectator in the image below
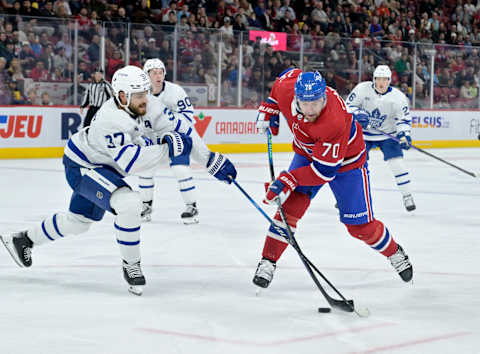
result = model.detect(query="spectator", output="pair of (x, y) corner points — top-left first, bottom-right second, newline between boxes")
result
(53, 46), (68, 72)
(369, 16), (384, 38)
(158, 38), (172, 64)
(233, 13), (246, 31)
(25, 88), (38, 105)
(178, 14), (190, 31)
(177, 3), (190, 21)
(132, 0), (152, 23)
(87, 34), (100, 63)
(271, 0), (283, 21)
(7, 1), (22, 16)
(20, 0), (41, 17)
(280, 0), (296, 20)
(0, 57), (9, 84)
(311, 1), (329, 33)
(162, 1), (177, 23)
(76, 7), (93, 38)
(254, 0), (267, 18)
(19, 40), (36, 71)
(165, 10), (177, 27)
(258, 7), (274, 30)
(56, 32), (73, 59)
(144, 38), (159, 59)
(40, 91), (53, 106)
(106, 49), (124, 79)
(198, 15), (210, 28)
(7, 79), (25, 104)
(30, 61), (49, 81)
(39, 1), (56, 17)
(0, 80), (13, 105)
(0, 39), (15, 66)
(460, 80), (477, 98)
(40, 43), (55, 73)
(394, 52), (409, 77)
(54, 0), (72, 16)
(220, 17), (234, 36)
(7, 58), (24, 82)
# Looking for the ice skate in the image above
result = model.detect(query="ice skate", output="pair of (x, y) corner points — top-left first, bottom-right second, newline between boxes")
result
(141, 201), (153, 222)
(402, 194), (416, 212)
(122, 260), (146, 296)
(253, 258), (276, 288)
(388, 244), (413, 282)
(0, 231), (33, 267)
(181, 203), (199, 225)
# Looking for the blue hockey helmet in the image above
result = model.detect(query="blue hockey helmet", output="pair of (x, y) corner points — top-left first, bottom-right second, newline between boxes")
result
(294, 71), (326, 102)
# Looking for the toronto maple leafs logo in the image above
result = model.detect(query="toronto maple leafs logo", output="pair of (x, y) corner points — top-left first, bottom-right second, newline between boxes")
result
(369, 108), (387, 128)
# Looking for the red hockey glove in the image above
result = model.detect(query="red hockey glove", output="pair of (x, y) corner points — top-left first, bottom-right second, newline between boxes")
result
(256, 100), (280, 135)
(263, 171), (298, 205)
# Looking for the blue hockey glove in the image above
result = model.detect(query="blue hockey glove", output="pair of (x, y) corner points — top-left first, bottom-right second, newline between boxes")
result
(352, 108), (371, 129)
(397, 131), (412, 150)
(206, 152), (237, 184)
(264, 171), (297, 205)
(160, 131), (193, 165)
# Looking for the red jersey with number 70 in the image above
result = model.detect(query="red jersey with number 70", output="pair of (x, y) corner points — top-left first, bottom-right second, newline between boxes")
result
(268, 69), (366, 186)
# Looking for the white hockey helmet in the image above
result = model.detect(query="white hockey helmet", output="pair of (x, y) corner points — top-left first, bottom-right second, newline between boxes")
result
(111, 65), (151, 112)
(143, 58), (165, 74)
(373, 65), (392, 81)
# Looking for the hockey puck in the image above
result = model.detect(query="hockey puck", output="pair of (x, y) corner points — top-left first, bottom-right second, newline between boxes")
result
(318, 307), (331, 313)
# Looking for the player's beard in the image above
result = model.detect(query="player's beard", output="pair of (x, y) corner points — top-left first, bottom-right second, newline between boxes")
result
(129, 102), (147, 116)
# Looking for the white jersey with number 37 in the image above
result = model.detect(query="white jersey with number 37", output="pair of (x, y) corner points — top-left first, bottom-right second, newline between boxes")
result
(64, 98), (169, 176)
(346, 81), (411, 141)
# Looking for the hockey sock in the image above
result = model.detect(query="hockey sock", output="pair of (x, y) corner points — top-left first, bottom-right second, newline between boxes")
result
(171, 165), (196, 205)
(387, 157), (412, 196)
(27, 212), (93, 246)
(346, 220), (398, 257)
(138, 176), (155, 203)
(261, 191), (310, 261)
(111, 188), (141, 263)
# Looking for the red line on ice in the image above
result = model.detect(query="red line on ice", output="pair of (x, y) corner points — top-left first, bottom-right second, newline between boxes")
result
(136, 322), (394, 347)
(348, 331), (471, 353)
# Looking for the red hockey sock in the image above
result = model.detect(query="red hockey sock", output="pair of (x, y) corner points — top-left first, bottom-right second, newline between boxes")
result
(261, 191), (311, 261)
(345, 220), (398, 257)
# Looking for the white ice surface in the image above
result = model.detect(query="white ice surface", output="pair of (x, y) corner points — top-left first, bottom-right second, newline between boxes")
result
(0, 148), (479, 354)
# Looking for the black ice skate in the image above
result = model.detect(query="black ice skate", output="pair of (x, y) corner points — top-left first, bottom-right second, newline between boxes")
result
(0, 231), (33, 267)
(122, 260), (146, 296)
(402, 194), (416, 212)
(388, 245), (413, 282)
(253, 258), (277, 288)
(141, 200), (153, 222)
(181, 203), (199, 225)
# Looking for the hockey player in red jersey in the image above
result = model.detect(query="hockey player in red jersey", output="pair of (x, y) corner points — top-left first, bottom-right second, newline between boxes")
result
(253, 69), (413, 288)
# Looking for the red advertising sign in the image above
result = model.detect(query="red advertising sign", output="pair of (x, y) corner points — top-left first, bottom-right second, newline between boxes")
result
(249, 30), (287, 51)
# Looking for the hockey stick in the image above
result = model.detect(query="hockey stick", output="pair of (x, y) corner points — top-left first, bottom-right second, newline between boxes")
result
(231, 179), (365, 315)
(265, 130), (368, 316)
(372, 128), (477, 178)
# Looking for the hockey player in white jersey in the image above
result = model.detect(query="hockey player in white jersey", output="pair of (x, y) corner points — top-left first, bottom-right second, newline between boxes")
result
(139, 58), (208, 224)
(0, 66), (235, 296)
(346, 65), (416, 211)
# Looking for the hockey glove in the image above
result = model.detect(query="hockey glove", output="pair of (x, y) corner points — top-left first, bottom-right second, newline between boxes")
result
(397, 131), (412, 150)
(256, 100), (280, 135)
(207, 152), (237, 184)
(264, 171), (297, 205)
(352, 108), (371, 130)
(160, 131), (193, 165)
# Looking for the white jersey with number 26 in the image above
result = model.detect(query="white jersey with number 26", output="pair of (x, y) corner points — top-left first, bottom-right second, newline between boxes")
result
(346, 81), (411, 141)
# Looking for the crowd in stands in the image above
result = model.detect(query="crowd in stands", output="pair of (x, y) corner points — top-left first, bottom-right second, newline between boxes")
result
(0, 0), (480, 108)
